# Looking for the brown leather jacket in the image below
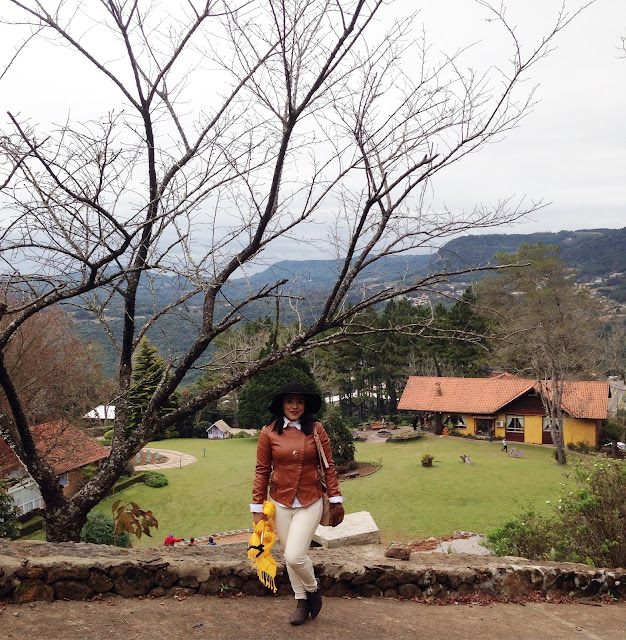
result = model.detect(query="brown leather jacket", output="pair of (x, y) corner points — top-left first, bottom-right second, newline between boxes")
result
(252, 421), (341, 508)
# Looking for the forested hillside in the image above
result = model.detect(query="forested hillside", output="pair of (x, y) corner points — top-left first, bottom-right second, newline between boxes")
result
(73, 227), (625, 377)
(437, 228), (626, 280)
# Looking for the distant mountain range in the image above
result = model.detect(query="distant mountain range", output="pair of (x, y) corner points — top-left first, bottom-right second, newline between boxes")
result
(73, 227), (626, 377)
(436, 228), (626, 281)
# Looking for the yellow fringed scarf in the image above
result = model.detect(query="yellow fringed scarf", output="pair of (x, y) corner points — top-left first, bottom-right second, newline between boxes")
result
(247, 500), (278, 593)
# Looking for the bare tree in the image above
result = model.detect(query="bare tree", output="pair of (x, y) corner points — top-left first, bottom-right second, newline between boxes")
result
(0, 0), (589, 539)
(476, 244), (601, 464)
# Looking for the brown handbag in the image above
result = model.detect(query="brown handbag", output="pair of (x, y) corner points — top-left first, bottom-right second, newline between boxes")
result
(313, 426), (332, 527)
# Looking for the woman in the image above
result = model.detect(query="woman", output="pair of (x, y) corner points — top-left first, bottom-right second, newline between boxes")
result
(251, 382), (344, 625)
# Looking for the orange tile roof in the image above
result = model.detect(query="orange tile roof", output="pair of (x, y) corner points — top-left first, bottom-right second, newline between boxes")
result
(398, 376), (609, 419)
(398, 376), (533, 414)
(535, 381), (610, 420)
(0, 420), (109, 478)
(0, 438), (23, 477)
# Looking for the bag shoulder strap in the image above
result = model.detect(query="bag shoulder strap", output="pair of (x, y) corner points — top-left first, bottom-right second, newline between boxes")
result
(313, 423), (329, 469)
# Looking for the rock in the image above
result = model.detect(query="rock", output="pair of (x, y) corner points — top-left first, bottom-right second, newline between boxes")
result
(398, 583), (421, 599)
(109, 563), (133, 578)
(13, 579), (54, 603)
(384, 544), (411, 560)
(154, 568), (178, 588)
(164, 586), (197, 598)
(46, 565), (90, 583)
(198, 576), (221, 596)
(0, 575), (20, 598)
(375, 573), (397, 589)
(53, 580), (94, 601)
(177, 575), (199, 588)
(113, 566), (154, 597)
(221, 574), (244, 590)
(351, 570), (379, 585)
(313, 511), (380, 549)
(15, 566), (45, 579)
(324, 580), (351, 597)
(88, 569), (114, 593)
(149, 586), (165, 598)
(242, 579), (271, 596)
(357, 583), (381, 597)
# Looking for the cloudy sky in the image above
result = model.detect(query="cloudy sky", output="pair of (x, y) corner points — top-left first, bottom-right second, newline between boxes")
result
(419, 0), (625, 237)
(1, 0), (624, 267)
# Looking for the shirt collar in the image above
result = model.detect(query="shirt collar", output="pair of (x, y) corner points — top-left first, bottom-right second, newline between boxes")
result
(283, 417), (301, 430)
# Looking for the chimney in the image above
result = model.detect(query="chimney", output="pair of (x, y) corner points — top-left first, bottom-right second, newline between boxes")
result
(435, 382), (442, 396)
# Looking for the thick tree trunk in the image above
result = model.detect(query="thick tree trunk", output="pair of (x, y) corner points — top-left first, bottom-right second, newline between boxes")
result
(44, 502), (89, 543)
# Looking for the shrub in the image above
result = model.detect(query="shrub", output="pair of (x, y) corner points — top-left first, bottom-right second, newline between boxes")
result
(112, 473), (146, 493)
(0, 481), (20, 539)
(556, 459), (626, 567)
(486, 460), (626, 567)
(143, 471), (169, 488)
(322, 406), (355, 466)
(485, 508), (558, 559)
(18, 515), (44, 538)
(193, 421), (211, 438)
(103, 429), (114, 444)
(80, 512), (130, 547)
(574, 441), (593, 454)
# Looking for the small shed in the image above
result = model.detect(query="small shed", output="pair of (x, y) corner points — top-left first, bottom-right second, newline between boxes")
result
(206, 420), (231, 439)
(205, 420), (256, 439)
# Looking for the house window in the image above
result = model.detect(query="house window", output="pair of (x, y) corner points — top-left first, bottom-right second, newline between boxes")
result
(59, 473), (69, 487)
(506, 415), (525, 432)
(542, 418), (561, 432)
(445, 414), (466, 429)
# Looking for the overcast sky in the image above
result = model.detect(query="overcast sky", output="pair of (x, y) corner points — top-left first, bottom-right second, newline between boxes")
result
(1, 0), (624, 266)
(419, 0), (626, 237)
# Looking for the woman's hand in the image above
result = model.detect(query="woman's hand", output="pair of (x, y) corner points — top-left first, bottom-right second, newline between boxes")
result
(329, 502), (345, 527)
(252, 512), (267, 525)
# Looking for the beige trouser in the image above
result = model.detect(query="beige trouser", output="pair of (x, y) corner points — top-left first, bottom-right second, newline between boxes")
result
(272, 497), (323, 599)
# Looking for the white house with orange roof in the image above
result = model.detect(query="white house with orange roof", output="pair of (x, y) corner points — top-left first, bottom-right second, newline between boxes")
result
(398, 375), (609, 448)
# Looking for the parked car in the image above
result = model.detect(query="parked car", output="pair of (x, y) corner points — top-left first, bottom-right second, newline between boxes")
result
(601, 441), (626, 458)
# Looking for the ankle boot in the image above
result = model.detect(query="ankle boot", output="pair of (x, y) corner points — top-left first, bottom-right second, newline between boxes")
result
(306, 589), (323, 619)
(289, 599), (309, 625)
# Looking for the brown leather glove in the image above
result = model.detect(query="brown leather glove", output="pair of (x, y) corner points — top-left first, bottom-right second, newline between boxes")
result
(252, 512), (267, 525)
(329, 502), (345, 527)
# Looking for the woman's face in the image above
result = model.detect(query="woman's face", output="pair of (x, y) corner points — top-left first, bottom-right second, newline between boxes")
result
(283, 393), (306, 422)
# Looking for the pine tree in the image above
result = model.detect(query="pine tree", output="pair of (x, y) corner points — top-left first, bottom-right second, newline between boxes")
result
(237, 355), (325, 430)
(127, 338), (180, 439)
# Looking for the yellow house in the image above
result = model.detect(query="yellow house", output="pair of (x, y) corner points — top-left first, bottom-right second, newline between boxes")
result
(398, 375), (609, 448)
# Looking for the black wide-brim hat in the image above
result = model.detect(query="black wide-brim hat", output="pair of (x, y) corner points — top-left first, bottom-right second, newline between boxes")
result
(268, 382), (322, 415)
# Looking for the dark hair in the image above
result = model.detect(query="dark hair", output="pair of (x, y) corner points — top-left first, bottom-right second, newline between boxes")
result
(271, 409), (316, 435)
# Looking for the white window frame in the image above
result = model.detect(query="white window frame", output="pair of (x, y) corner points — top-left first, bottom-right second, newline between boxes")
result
(446, 414), (466, 429)
(505, 415), (525, 432)
(542, 417), (562, 432)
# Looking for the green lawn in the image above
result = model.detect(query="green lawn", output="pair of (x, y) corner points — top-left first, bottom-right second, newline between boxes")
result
(86, 435), (571, 546)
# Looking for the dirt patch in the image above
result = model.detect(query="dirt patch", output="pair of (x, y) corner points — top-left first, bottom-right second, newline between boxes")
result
(0, 594), (622, 640)
(337, 461), (381, 481)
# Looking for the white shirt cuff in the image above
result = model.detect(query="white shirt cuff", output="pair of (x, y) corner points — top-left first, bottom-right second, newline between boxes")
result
(250, 503), (264, 512)
(329, 496), (344, 504)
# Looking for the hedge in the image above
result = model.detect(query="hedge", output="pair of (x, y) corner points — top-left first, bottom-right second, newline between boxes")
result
(110, 473), (147, 494)
(18, 515), (44, 537)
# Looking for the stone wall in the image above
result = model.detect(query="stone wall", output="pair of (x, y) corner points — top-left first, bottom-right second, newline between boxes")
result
(1, 539), (624, 604)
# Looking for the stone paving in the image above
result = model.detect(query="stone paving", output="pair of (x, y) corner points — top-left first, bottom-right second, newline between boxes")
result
(134, 448), (198, 471)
